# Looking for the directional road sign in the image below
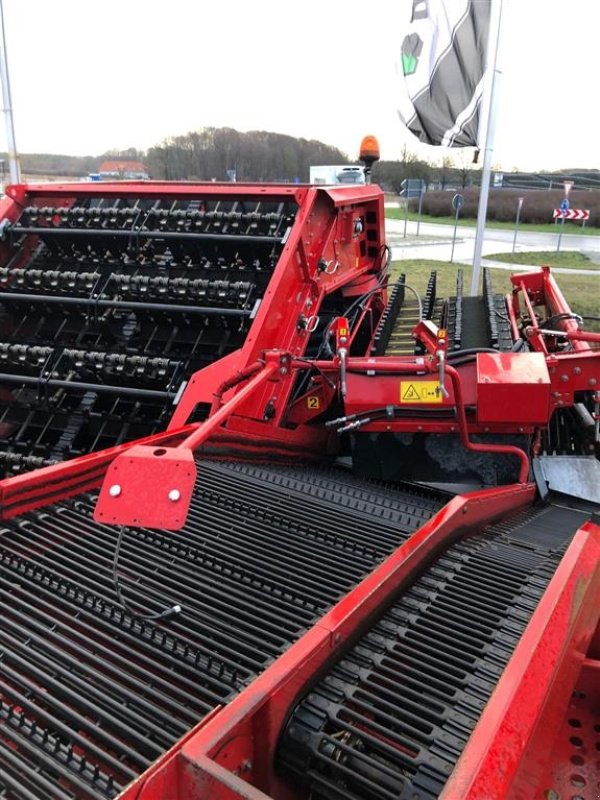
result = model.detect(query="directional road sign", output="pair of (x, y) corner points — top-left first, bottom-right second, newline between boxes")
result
(552, 208), (590, 221)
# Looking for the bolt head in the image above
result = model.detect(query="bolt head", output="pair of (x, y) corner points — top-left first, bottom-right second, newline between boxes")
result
(109, 484), (122, 498)
(168, 489), (181, 502)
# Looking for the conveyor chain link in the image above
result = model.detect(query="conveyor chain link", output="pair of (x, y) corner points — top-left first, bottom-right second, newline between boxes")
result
(0, 460), (443, 800)
(0, 196), (296, 474)
(277, 504), (590, 800)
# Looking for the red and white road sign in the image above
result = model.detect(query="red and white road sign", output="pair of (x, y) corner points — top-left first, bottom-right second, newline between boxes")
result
(552, 208), (590, 220)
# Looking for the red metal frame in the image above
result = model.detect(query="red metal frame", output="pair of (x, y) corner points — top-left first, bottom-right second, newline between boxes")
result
(0, 181), (385, 515)
(1, 182), (600, 800)
(112, 503), (600, 800)
(533, 657), (599, 800)
(3, 182), (598, 526)
(441, 519), (600, 800)
(115, 482), (535, 800)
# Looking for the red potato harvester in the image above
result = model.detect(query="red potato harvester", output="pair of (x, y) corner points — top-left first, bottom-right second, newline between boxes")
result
(0, 165), (598, 800)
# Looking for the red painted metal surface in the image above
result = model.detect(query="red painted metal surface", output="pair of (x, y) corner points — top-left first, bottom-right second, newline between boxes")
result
(0, 423), (197, 521)
(1, 179), (598, 523)
(510, 265), (600, 355)
(476, 352), (550, 424)
(534, 659), (600, 800)
(0, 181), (385, 515)
(1, 180), (599, 800)
(95, 361), (278, 528)
(94, 445), (197, 529)
(118, 482), (535, 800)
(440, 519), (600, 800)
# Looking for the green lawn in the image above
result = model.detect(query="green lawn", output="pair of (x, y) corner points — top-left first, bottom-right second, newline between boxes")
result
(389, 256), (600, 329)
(385, 207), (599, 237)
(485, 251), (600, 270)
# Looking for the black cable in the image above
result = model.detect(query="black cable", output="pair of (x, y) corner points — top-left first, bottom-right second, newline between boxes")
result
(447, 347), (501, 359)
(112, 525), (182, 621)
(290, 245), (392, 404)
(542, 312), (582, 328)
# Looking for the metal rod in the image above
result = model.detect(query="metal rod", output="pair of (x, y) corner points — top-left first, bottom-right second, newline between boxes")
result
(470, 0), (503, 295)
(0, 0), (20, 184)
(556, 214), (565, 252)
(0, 372), (172, 399)
(451, 206), (460, 263)
(512, 198), (522, 252)
(0, 291), (251, 316)
(180, 361), (278, 451)
(12, 225), (281, 244)
(446, 364), (529, 483)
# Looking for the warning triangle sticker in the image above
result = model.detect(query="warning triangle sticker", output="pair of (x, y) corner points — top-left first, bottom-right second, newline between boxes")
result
(402, 384), (421, 401)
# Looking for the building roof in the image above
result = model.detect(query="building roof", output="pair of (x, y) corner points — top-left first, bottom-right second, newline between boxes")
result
(99, 160), (147, 174)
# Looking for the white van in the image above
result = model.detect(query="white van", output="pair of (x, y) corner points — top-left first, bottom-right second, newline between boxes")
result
(309, 165), (365, 185)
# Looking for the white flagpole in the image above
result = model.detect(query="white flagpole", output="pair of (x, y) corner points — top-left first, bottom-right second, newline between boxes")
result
(470, 0), (503, 296)
(0, 0), (20, 185)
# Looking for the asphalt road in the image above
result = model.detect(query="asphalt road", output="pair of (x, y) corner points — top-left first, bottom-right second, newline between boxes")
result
(386, 218), (600, 272)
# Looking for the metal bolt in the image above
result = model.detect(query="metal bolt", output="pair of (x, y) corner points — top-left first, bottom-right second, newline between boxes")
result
(168, 489), (181, 502)
(589, 378), (598, 386)
(560, 374), (568, 383)
(279, 367), (288, 375)
(574, 367), (581, 375)
(109, 484), (122, 497)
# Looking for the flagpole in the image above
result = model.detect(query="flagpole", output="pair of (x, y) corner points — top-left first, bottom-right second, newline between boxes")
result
(0, 0), (20, 185)
(470, 0), (503, 296)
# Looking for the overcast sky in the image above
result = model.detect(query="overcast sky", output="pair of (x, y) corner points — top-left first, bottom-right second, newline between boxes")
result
(2, 0), (598, 172)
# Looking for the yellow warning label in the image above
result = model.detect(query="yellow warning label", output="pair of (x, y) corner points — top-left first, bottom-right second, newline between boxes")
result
(307, 396), (321, 410)
(400, 381), (443, 404)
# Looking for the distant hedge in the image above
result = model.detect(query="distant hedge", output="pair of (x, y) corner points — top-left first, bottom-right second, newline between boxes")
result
(414, 189), (600, 228)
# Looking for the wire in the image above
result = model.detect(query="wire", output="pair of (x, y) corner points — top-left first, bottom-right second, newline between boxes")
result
(292, 356), (337, 389)
(112, 525), (182, 621)
(289, 245), (392, 403)
(542, 312), (583, 328)
(402, 283), (423, 321)
(447, 347), (499, 359)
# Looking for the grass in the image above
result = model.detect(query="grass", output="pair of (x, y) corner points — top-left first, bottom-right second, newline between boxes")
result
(485, 251), (600, 270)
(385, 207), (599, 236)
(389, 257), (600, 329)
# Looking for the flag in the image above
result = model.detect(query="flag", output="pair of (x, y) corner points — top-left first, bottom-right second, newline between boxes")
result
(398, 0), (491, 147)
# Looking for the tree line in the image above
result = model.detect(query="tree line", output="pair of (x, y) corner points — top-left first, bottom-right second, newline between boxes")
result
(6, 129), (470, 186)
(5, 128), (598, 193)
(146, 128), (348, 181)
